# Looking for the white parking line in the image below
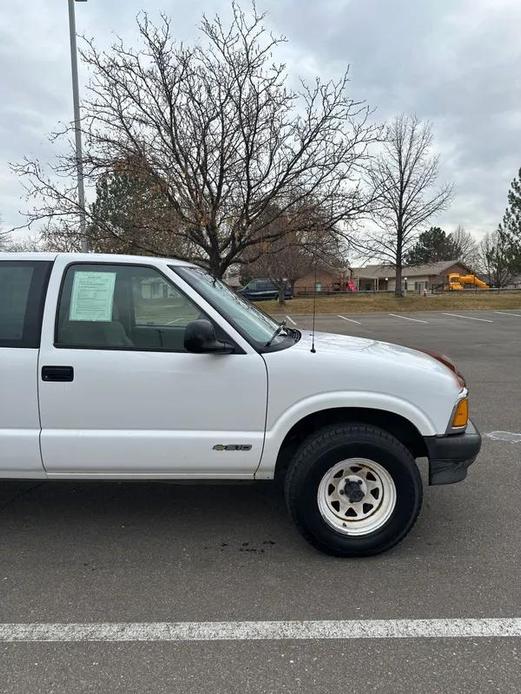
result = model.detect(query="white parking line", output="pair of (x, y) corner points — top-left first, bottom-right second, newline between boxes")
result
(1, 619), (521, 642)
(442, 313), (493, 323)
(388, 314), (428, 324)
(285, 315), (296, 325)
(486, 431), (521, 443)
(495, 311), (521, 318)
(337, 315), (362, 325)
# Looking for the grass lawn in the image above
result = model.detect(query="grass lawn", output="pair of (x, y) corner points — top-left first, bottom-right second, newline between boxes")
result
(262, 291), (521, 315)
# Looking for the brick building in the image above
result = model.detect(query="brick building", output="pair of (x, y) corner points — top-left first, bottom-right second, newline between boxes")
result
(351, 260), (472, 293)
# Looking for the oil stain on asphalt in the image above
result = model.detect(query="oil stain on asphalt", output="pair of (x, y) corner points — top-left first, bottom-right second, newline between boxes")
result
(202, 540), (277, 553)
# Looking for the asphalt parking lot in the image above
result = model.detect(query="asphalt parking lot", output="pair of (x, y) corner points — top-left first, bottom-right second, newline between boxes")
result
(1, 309), (521, 693)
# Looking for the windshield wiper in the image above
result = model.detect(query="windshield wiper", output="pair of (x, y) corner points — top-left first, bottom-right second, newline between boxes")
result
(265, 320), (288, 347)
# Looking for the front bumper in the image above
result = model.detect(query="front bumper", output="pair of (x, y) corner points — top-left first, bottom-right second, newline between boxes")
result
(424, 420), (481, 485)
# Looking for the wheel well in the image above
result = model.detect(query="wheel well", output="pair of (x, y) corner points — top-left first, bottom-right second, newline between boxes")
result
(274, 407), (428, 481)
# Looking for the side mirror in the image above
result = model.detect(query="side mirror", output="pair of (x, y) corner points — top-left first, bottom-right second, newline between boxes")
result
(184, 319), (234, 354)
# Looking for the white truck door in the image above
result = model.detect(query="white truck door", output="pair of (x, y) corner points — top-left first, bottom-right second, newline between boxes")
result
(0, 258), (52, 477)
(38, 258), (267, 477)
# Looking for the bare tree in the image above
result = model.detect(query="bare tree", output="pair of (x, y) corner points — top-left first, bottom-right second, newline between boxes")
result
(0, 215), (40, 252)
(41, 162), (196, 258)
(245, 204), (347, 304)
(38, 219), (83, 252)
(0, 215), (11, 249)
(363, 114), (452, 296)
(478, 230), (514, 288)
(247, 236), (312, 305)
(13, 4), (379, 277)
(450, 225), (479, 269)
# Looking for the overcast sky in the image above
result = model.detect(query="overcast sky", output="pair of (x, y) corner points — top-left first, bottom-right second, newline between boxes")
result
(1, 0), (520, 242)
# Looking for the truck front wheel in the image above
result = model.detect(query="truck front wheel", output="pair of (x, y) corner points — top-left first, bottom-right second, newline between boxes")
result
(284, 423), (423, 557)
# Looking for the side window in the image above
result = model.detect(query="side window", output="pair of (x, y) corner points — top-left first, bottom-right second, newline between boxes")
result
(0, 261), (51, 348)
(56, 264), (204, 351)
(132, 270), (200, 327)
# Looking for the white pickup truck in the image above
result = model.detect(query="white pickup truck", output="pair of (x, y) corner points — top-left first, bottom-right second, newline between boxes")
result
(0, 252), (481, 556)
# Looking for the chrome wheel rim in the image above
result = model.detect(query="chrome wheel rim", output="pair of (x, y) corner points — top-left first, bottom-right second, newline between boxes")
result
(317, 458), (397, 536)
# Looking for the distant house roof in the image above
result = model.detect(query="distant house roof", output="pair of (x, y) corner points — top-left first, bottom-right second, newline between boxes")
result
(352, 260), (470, 279)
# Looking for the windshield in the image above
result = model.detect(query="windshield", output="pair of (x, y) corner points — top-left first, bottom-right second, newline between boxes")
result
(174, 266), (288, 349)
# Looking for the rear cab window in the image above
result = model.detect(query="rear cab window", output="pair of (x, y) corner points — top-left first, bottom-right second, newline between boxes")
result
(0, 261), (52, 348)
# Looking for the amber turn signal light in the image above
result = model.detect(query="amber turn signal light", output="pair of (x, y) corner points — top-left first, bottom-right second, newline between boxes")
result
(451, 398), (469, 429)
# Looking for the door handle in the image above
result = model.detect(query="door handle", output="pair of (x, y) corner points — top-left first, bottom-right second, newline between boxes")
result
(41, 366), (74, 382)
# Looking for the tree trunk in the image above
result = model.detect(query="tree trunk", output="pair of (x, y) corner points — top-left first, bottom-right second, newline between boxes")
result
(394, 261), (403, 297)
(208, 252), (224, 279)
(277, 285), (286, 305)
(394, 230), (403, 297)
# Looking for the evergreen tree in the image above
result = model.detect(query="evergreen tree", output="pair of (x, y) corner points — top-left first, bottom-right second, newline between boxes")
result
(405, 226), (457, 265)
(87, 165), (175, 256)
(498, 168), (521, 273)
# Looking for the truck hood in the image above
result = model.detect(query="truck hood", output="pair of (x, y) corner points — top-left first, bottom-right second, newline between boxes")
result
(293, 330), (450, 376)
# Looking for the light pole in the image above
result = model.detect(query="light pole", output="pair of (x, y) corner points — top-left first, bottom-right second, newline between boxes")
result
(68, 0), (88, 253)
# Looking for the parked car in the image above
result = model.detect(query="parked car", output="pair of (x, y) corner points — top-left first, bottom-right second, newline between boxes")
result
(238, 278), (293, 301)
(0, 252), (481, 556)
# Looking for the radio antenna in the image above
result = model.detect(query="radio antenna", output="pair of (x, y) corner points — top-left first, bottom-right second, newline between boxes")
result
(310, 248), (317, 353)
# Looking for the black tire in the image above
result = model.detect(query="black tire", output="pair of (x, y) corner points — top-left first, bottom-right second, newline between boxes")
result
(284, 423), (423, 557)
